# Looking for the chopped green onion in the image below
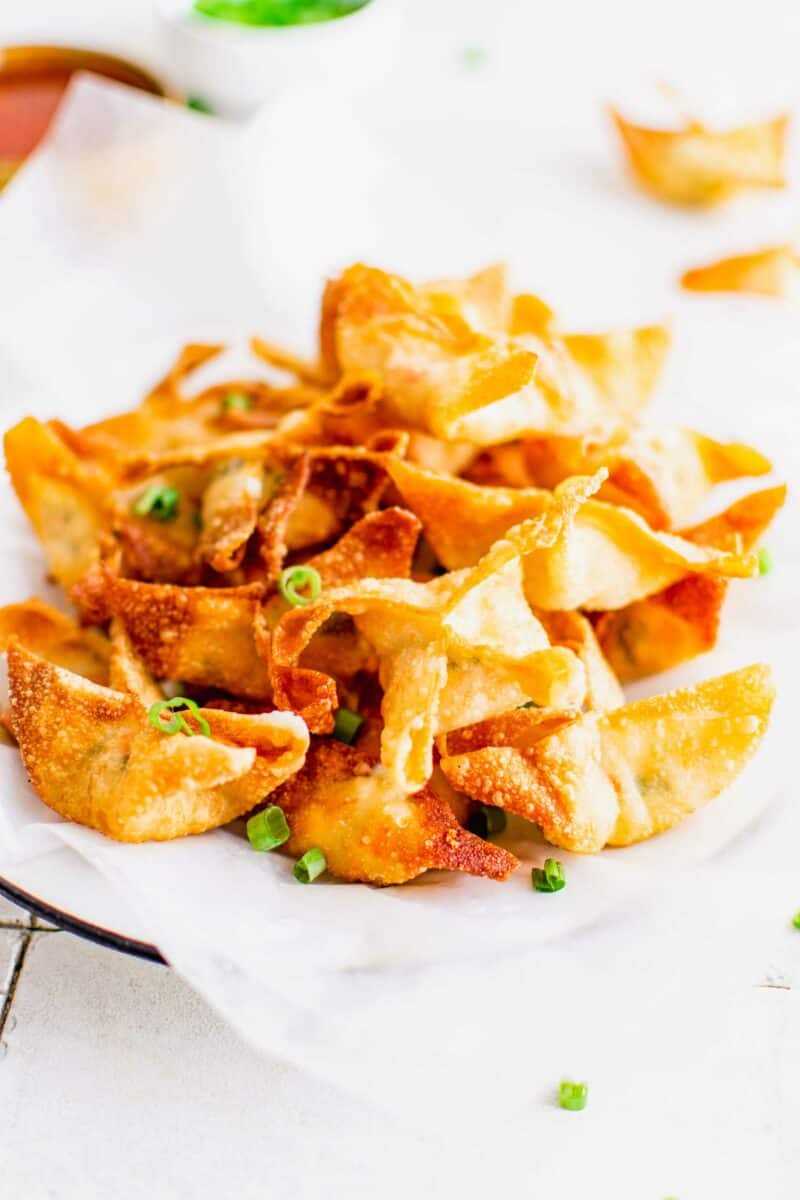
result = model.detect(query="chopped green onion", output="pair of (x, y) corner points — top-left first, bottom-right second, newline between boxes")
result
(220, 390), (253, 413)
(133, 484), (180, 522)
(467, 804), (507, 838)
(758, 547), (774, 576)
(147, 697), (210, 738)
(293, 847), (326, 883)
(247, 804), (290, 851)
(187, 95), (214, 114)
(792, 912), (800, 930)
(194, 0), (370, 27)
(519, 700), (540, 710)
(461, 45), (489, 69)
(559, 1080), (588, 1111)
(532, 858), (566, 893)
(332, 707), (364, 745)
(279, 564), (322, 607)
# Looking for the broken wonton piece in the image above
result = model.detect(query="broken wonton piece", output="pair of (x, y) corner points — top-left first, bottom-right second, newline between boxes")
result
(610, 108), (789, 206)
(387, 458), (757, 610)
(7, 640), (309, 842)
(272, 741), (517, 884)
(680, 245), (800, 298)
(441, 664), (774, 852)
(594, 485), (785, 682)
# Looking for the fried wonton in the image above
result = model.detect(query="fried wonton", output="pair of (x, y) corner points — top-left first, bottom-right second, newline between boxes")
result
(120, 440), (395, 580)
(472, 428), (772, 530)
(7, 639), (309, 842)
(594, 485), (785, 681)
(441, 664), (774, 851)
(610, 107), (789, 205)
(271, 740), (517, 885)
(386, 458), (757, 610)
(78, 343), (321, 465)
(536, 610), (624, 711)
(5, 418), (111, 588)
(509, 296), (671, 422)
(271, 478), (599, 793)
(80, 509), (421, 701)
(680, 245), (800, 298)
(320, 264), (655, 444)
(0, 598), (110, 684)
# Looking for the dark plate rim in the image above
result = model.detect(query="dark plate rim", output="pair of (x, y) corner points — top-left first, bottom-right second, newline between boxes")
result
(0, 874), (166, 964)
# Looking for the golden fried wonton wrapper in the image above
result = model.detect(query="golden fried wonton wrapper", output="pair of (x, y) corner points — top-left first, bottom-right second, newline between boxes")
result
(271, 478), (598, 792)
(79, 509), (421, 701)
(271, 741), (517, 885)
(80, 573), (271, 700)
(419, 263), (512, 332)
(5, 418), (111, 589)
(680, 245), (800, 297)
(535, 610), (624, 710)
(509, 296), (671, 422)
(594, 485), (785, 682)
(120, 440), (395, 578)
(322, 264), (654, 444)
(386, 458), (757, 610)
(475, 428), (772, 530)
(7, 640), (309, 842)
(78, 344), (321, 465)
(0, 599), (110, 684)
(610, 108), (789, 206)
(441, 664), (774, 852)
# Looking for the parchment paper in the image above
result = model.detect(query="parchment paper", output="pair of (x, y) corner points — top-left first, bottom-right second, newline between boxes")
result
(0, 75), (796, 1126)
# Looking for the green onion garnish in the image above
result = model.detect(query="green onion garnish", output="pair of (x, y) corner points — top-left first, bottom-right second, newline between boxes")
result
(293, 847), (327, 883)
(792, 912), (800, 930)
(467, 804), (507, 838)
(532, 858), (566, 893)
(332, 707), (364, 745)
(133, 484), (180, 522)
(247, 804), (290, 851)
(220, 390), (253, 413)
(558, 1080), (588, 1111)
(187, 95), (213, 114)
(194, 0), (370, 27)
(147, 697), (211, 738)
(278, 565), (322, 607)
(758, 547), (774, 576)
(461, 45), (489, 69)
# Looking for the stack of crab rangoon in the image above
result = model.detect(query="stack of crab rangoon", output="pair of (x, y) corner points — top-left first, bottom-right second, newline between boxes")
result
(0, 262), (781, 886)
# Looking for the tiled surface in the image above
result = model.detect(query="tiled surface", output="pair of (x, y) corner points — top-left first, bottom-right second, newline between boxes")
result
(0, 924), (443, 1200)
(0, 894), (33, 926)
(0, 905), (796, 1199)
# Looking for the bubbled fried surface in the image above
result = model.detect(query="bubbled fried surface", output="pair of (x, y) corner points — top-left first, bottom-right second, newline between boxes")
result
(7, 641), (308, 842)
(272, 741), (517, 885)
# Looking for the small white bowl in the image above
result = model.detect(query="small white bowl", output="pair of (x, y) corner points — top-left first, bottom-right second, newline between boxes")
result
(154, 0), (393, 117)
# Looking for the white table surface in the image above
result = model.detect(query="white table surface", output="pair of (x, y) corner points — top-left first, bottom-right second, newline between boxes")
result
(1, 1), (800, 1196)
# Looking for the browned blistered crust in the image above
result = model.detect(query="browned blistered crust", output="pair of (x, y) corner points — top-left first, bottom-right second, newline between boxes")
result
(272, 741), (517, 885)
(6, 639), (308, 842)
